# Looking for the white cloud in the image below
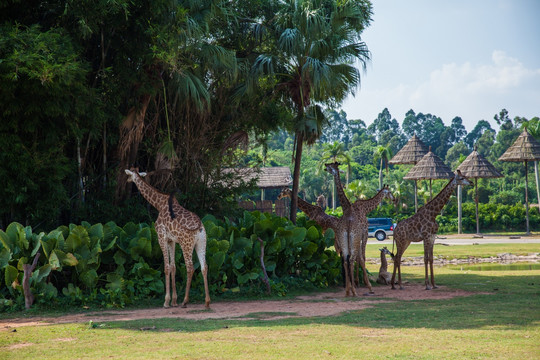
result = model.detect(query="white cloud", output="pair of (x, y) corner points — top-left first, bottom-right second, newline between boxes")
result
(342, 51), (540, 132)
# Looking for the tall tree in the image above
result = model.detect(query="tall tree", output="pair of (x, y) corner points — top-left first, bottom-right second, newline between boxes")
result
(374, 145), (392, 190)
(248, 0), (372, 223)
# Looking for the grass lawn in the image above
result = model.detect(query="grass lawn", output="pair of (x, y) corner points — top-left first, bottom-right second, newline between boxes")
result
(1, 244), (539, 359)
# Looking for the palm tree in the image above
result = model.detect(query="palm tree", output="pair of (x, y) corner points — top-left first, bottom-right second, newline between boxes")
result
(249, 0), (372, 222)
(319, 141), (352, 209)
(374, 145), (393, 190)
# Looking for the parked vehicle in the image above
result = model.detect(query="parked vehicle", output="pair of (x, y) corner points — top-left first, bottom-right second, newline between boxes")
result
(368, 218), (395, 241)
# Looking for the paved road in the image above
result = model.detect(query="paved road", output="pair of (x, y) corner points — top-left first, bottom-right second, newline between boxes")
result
(372, 234), (540, 245)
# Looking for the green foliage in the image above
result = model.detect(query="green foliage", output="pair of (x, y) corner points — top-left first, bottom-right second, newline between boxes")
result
(0, 213), (340, 311)
(436, 203), (540, 233)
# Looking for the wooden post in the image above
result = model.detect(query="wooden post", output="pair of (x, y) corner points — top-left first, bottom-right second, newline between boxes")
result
(457, 184), (462, 234)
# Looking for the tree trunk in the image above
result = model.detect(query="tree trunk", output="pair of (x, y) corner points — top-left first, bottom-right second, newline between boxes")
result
(290, 132), (304, 224)
(23, 253), (40, 310)
(457, 184), (462, 234)
(379, 158), (383, 190)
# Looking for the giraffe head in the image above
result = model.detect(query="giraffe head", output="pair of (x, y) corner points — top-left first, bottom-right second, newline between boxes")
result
(380, 246), (394, 259)
(277, 188), (292, 200)
(381, 184), (395, 202)
(454, 170), (472, 187)
(324, 162), (340, 176)
(125, 168), (147, 182)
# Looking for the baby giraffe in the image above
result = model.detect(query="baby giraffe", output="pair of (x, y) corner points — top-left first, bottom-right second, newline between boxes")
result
(376, 247), (394, 285)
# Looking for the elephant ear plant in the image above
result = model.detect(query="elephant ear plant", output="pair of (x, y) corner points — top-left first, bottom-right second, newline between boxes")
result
(0, 222), (56, 309)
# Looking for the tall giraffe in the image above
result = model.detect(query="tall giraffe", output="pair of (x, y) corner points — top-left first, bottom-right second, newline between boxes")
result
(324, 162), (358, 296)
(325, 162), (394, 294)
(391, 170), (471, 290)
(278, 188), (341, 254)
(125, 168), (211, 308)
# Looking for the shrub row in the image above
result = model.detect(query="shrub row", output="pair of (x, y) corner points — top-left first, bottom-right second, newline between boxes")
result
(0, 211), (340, 311)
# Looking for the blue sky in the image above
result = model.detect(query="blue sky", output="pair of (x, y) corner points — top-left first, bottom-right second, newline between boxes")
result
(341, 0), (540, 132)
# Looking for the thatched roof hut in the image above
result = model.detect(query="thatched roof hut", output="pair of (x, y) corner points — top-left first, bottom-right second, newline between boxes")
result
(389, 134), (428, 165)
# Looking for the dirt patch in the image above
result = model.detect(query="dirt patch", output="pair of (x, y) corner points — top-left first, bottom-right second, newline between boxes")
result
(0, 283), (476, 330)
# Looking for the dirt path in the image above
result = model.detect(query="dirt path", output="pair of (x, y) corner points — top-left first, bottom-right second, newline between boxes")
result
(0, 283), (477, 330)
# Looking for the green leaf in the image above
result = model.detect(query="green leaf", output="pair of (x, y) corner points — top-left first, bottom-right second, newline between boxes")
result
(66, 226), (90, 252)
(114, 251), (126, 266)
(80, 269), (98, 289)
(210, 252), (226, 270)
(34, 264), (52, 283)
(106, 273), (123, 290)
(0, 248), (11, 268)
(4, 265), (18, 287)
(306, 226), (320, 241)
(48, 250), (61, 269)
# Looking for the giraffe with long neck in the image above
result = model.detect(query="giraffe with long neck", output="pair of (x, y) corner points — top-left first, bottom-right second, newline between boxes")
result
(125, 168), (211, 308)
(324, 162), (358, 296)
(391, 170), (471, 290)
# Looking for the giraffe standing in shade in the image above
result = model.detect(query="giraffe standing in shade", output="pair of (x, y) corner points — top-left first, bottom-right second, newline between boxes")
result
(324, 162), (360, 295)
(125, 168), (210, 308)
(278, 188), (341, 254)
(391, 170), (471, 290)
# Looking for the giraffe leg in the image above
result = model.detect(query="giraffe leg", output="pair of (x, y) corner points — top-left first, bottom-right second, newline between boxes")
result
(397, 258), (404, 290)
(359, 257), (373, 295)
(156, 227), (171, 308)
(181, 251), (194, 308)
(423, 240), (431, 290)
(168, 241), (178, 306)
(348, 256), (358, 297)
(195, 229), (211, 308)
(429, 241), (437, 289)
(390, 255), (398, 290)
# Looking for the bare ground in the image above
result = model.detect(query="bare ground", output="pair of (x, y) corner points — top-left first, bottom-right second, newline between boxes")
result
(0, 283), (477, 330)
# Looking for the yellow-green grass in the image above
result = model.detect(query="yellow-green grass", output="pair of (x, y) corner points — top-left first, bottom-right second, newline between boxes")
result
(2, 264), (539, 359)
(365, 242), (539, 259)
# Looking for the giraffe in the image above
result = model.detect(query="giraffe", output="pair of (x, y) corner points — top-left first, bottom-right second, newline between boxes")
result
(325, 162), (395, 295)
(376, 247), (394, 285)
(349, 185), (394, 288)
(324, 162), (359, 296)
(125, 168), (211, 308)
(277, 188), (341, 254)
(352, 185), (395, 264)
(391, 170), (471, 290)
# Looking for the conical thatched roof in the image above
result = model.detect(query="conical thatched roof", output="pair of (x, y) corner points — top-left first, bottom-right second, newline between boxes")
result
(499, 128), (540, 162)
(389, 134), (428, 165)
(457, 148), (503, 179)
(403, 148), (453, 180)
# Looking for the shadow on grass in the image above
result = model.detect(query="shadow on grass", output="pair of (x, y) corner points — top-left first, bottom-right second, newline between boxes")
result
(102, 271), (539, 333)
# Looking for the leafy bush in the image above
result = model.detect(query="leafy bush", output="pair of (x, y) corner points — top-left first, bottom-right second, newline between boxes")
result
(0, 212), (340, 311)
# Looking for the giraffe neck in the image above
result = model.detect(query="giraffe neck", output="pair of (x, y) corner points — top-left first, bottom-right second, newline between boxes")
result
(380, 252), (388, 271)
(330, 168), (351, 212)
(421, 178), (456, 219)
(354, 188), (387, 214)
(132, 174), (168, 211)
(297, 197), (325, 218)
